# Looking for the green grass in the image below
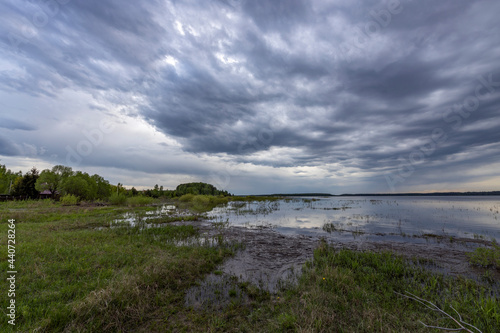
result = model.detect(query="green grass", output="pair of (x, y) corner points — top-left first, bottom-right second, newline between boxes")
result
(0, 200), (235, 332)
(230, 195), (283, 202)
(165, 240), (499, 332)
(176, 194), (229, 213)
(276, 240), (499, 332)
(468, 241), (500, 269)
(125, 195), (155, 207)
(59, 194), (79, 206)
(177, 240), (499, 332)
(108, 193), (127, 205)
(144, 214), (201, 224)
(1, 200), (498, 332)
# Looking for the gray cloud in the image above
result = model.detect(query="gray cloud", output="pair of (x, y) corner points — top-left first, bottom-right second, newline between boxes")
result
(0, 117), (36, 131)
(1, 0), (499, 193)
(0, 136), (20, 156)
(242, 0), (312, 32)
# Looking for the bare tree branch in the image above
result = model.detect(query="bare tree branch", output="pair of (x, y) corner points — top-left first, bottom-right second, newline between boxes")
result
(394, 291), (482, 333)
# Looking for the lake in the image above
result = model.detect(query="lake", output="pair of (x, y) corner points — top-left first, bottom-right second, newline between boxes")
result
(208, 196), (500, 245)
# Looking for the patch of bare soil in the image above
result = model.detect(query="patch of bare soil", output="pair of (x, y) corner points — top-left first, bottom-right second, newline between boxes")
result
(185, 222), (498, 309)
(218, 227), (318, 291)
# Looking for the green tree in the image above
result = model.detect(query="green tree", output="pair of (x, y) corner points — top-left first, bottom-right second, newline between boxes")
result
(0, 164), (21, 194)
(34, 165), (75, 196)
(11, 167), (40, 198)
(60, 175), (90, 200)
(151, 184), (161, 198)
(3, 163), (113, 201)
(91, 174), (111, 199)
(52, 165), (73, 179)
(175, 182), (230, 197)
(130, 187), (138, 196)
(0, 164), (7, 194)
(35, 169), (59, 195)
(77, 172), (97, 200)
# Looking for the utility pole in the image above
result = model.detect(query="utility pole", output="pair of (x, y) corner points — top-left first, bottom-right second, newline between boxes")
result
(8, 180), (12, 194)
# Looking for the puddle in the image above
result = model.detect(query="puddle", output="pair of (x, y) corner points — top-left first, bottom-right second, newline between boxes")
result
(91, 199), (500, 305)
(173, 231), (233, 247)
(95, 219), (192, 230)
(185, 226), (316, 309)
(185, 223), (500, 309)
(185, 273), (250, 310)
(95, 205), (198, 230)
(218, 227), (317, 292)
(145, 205), (177, 215)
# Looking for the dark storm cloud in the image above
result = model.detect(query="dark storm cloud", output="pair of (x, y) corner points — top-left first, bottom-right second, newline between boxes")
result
(339, 57), (453, 102)
(0, 117), (36, 131)
(0, 136), (20, 156)
(0, 0), (166, 96)
(1, 0), (500, 192)
(242, 0), (312, 32)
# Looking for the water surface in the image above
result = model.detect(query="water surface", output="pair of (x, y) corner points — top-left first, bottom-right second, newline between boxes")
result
(208, 196), (500, 243)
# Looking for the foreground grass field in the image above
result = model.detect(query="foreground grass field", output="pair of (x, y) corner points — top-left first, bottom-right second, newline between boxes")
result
(1, 199), (499, 332)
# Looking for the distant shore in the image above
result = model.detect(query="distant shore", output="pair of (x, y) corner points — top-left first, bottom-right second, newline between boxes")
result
(244, 191), (500, 197)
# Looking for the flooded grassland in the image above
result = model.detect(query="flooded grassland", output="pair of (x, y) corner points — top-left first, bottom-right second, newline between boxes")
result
(1, 196), (499, 332)
(203, 196), (500, 279)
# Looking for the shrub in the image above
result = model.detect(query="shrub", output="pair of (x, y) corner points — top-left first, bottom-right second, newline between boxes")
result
(179, 194), (195, 202)
(60, 194), (79, 206)
(191, 195), (210, 212)
(177, 194), (229, 213)
(210, 196), (229, 206)
(126, 196), (154, 207)
(109, 193), (127, 205)
(190, 195), (228, 213)
(468, 242), (500, 269)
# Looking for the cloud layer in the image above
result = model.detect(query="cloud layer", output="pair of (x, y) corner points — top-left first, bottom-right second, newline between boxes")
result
(1, 0), (499, 193)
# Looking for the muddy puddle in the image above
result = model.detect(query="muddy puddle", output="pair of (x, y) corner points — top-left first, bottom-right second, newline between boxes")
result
(184, 222), (499, 310)
(95, 205), (197, 230)
(185, 225), (318, 309)
(103, 199), (500, 309)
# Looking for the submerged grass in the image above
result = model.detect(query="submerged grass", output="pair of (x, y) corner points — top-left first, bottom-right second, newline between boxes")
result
(176, 194), (229, 213)
(279, 240), (499, 332)
(125, 195), (155, 207)
(230, 195), (283, 202)
(1, 200), (498, 332)
(468, 241), (500, 269)
(167, 240), (500, 332)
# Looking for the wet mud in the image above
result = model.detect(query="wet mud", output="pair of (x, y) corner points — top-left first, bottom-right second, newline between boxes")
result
(109, 202), (499, 308)
(185, 222), (499, 309)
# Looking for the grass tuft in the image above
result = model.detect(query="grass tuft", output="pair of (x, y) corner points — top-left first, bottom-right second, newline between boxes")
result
(468, 241), (500, 269)
(108, 193), (127, 205)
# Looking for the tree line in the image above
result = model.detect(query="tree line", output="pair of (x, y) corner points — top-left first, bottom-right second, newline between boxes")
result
(0, 165), (112, 200)
(0, 163), (230, 201)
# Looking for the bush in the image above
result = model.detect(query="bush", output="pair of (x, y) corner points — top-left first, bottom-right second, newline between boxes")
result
(191, 195), (210, 212)
(176, 194), (229, 213)
(191, 195), (229, 213)
(60, 194), (79, 206)
(126, 196), (154, 207)
(109, 193), (127, 205)
(468, 242), (500, 269)
(179, 194), (195, 202)
(210, 196), (228, 206)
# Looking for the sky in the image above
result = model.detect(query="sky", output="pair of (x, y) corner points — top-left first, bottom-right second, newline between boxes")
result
(1, 0), (500, 195)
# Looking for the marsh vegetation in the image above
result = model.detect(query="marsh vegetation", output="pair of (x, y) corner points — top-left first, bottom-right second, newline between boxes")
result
(1, 196), (499, 332)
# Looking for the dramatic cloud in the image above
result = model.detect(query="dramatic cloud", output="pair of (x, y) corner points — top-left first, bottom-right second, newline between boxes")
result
(0, 0), (499, 194)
